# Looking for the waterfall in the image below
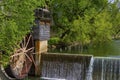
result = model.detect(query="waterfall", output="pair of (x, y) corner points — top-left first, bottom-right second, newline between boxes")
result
(85, 57), (94, 80)
(40, 53), (120, 80)
(93, 57), (120, 80)
(40, 53), (93, 80)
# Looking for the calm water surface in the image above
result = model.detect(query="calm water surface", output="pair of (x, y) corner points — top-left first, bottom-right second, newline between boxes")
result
(49, 40), (120, 57)
(86, 40), (120, 56)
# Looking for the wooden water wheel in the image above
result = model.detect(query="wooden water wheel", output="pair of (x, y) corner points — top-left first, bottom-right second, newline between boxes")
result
(9, 34), (35, 79)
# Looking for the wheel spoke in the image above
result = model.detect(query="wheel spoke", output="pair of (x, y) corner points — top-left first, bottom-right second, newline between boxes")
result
(30, 55), (38, 71)
(23, 37), (26, 48)
(25, 35), (32, 49)
(25, 54), (32, 62)
(25, 47), (34, 52)
(21, 41), (24, 48)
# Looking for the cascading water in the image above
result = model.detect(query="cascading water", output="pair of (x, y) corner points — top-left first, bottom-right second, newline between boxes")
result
(40, 53), (93, 80)
(85, 57), (94, 80)
(40, 53), (120, 80)
(93, 57), (120, 80)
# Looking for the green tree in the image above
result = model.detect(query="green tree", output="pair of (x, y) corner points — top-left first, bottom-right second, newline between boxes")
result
(49, 0), (120, 50)
(0, 0), (46, 65)
(109, 0), (120, 38)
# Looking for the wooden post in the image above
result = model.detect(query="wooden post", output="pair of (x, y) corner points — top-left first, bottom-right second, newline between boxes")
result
(33, 8), (50, 76)
(35, 40), (48, 75)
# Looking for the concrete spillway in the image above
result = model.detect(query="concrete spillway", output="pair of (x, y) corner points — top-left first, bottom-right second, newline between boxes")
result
(40, 53), (93, 80)
(1, 53), (120, 80)
(40, 53), (120, 80)
(93, 57), (120, 80)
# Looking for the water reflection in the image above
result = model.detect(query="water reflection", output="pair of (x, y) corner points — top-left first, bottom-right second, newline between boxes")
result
(49, 40), (120, 56)
(87, 40), (120, 56)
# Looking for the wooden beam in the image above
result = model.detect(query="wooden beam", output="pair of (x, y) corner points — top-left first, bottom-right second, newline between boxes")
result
(35, 40), (48, 76)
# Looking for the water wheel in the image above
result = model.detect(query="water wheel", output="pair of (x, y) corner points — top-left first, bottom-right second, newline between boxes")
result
(9, 34), (35, 79)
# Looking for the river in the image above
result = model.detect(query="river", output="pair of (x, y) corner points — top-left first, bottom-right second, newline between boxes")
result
(49, 40), (120, 56)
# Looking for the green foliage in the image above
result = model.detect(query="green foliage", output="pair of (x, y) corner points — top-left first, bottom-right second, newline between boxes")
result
(109, 1), (120, 38)
(48, 37), (60, 45)
(0, 0), (120, 64)
(49, 0), (120, 47)
(0, 0), (47, 65)
(0, 20), (18, 53)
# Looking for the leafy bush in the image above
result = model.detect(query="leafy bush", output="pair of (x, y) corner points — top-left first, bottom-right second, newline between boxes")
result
(0, 0), (46, 66)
